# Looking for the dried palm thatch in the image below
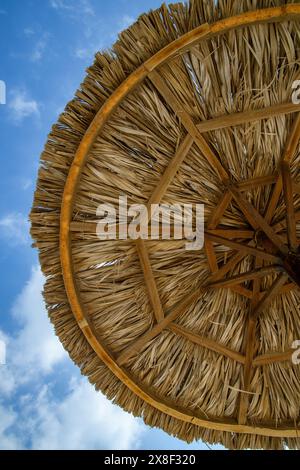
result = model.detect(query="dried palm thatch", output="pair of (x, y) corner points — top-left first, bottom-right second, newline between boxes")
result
(30, 0), (300, 449)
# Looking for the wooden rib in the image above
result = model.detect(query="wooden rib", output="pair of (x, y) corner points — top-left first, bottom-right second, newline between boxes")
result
(169, 323), (246, 364)
(265, 113), (300, 224)
(205, 191), (232, 274)
(281, 162), (298, 251)
(148, 134), (194, 208)
(238, 258), (262, 425)
(238, 316), (257, 424)
(205, 232), (282, 263)
(205, 240), (218, 273)
(135, 239), (164, 322)
(237, 174), (277, 191)
(148, 70), (229, 182)
(230, 285), (253, 299)
(60, 6), (300, 437)
(207, 191), (232, 229)
(208, 229), (254, 239)
(229, 187), (288, 256)
(196, 103), (300, 134)
(252, 273), (289, 321)
(208, 266), (282, 290)
(272, 210), (300, 233)
(211, 252), (245, 283)
(253, 350), (294, 367)
(259, 282), (297, 299)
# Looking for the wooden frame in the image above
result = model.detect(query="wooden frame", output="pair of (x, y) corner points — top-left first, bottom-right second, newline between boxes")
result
(60, 6), (300, 437)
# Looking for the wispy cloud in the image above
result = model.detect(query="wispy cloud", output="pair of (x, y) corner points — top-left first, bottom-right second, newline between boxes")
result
(0, 266), (144, 449)
(30, 35), (48, 62)
(8, 89), (39, 123)
(0, 213), (30, 246)
(119, 14), (134, 31)
(50, 0), (94, 17)
(24, 28), (35, 36)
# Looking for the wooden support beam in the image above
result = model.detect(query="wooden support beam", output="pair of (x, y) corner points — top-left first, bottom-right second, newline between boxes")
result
(205, 191), (233, 274)
(208, 266), (282, 290)
(238, 256), (263, 425)
(205, 240), (218, 273)
(237, 174), (277, 192)
(229, 187), (288, 256)
(196, 102), (300, 134)
(205, 232), (282, 263)
(208, 229), (254, 239)
(207, 191), (232, 229)
(148, 134), (194, 208)
(251, 273), (289, 321)
(169, 323), (246, 364)
(281, 162), (298, 251)
(253, 350), (294, 367)
(148, 70), (229, 183)
(265, 113), (300, 224)
(135, 239), (164, 322)
(272, 210), (300, 233)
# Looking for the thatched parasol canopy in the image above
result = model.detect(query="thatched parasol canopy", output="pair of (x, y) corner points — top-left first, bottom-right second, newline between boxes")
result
(30, 0), (300, 449)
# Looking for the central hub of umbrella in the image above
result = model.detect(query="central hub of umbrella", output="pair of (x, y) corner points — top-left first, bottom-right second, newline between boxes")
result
(30, 0), (300, 451)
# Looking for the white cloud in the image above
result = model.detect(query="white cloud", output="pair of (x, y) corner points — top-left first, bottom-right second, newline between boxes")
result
(24, 28), (35, 36)
(0, 212), (30, 246)
(29, 379), (142, 450)
(8, 90), (39, 123)
(30, 37), (48, 62)
(119, 15), (134, 31)
(21, 178), (32, 191)
(0, 266), (144, 449)
(50, 0), (94, 17)
(11, 266), (66, 377)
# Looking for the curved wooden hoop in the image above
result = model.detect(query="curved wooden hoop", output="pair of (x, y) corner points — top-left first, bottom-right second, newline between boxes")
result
(60, 6), (300, 437)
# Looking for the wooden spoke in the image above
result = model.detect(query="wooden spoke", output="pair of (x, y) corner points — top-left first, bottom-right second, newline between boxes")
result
(169, 323), (246, 364)
(135, 239), (164, 322)
(238, 316), (257, 424)
(230, 285), (253, 299)
(148, 70), (229, 183)
(272, 210), (300, 233)
(265, 113), (300, 224)
(208, 266), (282, 291)
(237, 175), (277, 192)
(207, 191), (232, 229)
(229, 187), (288, 256)
(253, 350), (294, 367)
(208, 229), (254, 239)
(148, 134), (194, 209)
(281, 162), (298, 251)
(205, 191), (233, 274)
(196, 102), (300, 134)
(238, 258), (262, 425)
(251, 273), (289, 321)
(205, 240), (218, 273)
(205, 232), (282, 263)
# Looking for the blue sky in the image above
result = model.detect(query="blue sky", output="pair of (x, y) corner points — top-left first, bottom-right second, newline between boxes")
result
(0, 0), (222, 450)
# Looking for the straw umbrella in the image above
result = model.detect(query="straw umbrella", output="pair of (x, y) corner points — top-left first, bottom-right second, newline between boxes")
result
(30, 0), (300, 449)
